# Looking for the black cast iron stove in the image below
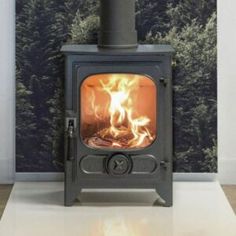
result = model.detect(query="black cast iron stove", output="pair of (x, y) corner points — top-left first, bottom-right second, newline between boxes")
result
(61, 0), (174, 206)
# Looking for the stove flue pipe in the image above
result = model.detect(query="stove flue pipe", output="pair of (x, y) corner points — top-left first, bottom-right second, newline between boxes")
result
(98, 0), (138, 49)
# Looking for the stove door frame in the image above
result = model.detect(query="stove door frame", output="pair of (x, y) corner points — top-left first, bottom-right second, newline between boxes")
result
(77, 64), (162, 154)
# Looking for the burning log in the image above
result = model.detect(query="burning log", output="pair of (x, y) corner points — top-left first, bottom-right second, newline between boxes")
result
(84, 131), (155, 149)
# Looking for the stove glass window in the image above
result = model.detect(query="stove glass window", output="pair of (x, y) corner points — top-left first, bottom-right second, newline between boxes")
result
(81, 73), (157, 150)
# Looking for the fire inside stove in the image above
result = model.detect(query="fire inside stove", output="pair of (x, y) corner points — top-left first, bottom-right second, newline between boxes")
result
(81, 73), (157, 149)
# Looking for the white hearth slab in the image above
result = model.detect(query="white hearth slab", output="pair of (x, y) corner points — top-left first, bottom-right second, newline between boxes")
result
(0, 182), (235, 236)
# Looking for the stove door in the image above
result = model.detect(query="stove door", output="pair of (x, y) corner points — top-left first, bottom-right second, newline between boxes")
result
(77, 64), (164, 153)
(66, 62), (169, 178)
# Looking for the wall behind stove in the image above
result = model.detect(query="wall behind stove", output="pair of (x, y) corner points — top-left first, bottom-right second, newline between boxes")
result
(15, 0), (217, 173)
(0, 0), (15, 183)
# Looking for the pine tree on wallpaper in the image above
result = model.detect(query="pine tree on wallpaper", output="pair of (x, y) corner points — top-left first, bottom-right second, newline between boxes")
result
(136, 0), (171, 40)
(16, 0), (217, 172)
(16, 0), (66, 171)
(147, 13), (217, 172)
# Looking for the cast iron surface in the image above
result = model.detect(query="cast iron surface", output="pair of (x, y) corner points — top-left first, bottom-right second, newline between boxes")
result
(106, 154), (132, 176)
(62, 44), (174, 207)
(61, 44), (174, 55)
(98, 0), (137, 48)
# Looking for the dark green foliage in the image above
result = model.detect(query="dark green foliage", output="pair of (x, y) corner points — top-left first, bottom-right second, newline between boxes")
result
(16, 78), (36, 168)
(16, 0), (217, 172)
(166, 0), (216, 30)
(71, 14), (99, 43)
(147, 12), (217, 172)
(136, 0), (170, 40)
(16, 0), (67, 171)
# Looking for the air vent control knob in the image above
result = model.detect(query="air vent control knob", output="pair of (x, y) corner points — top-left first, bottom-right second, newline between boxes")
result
(107, 154), (131, 175)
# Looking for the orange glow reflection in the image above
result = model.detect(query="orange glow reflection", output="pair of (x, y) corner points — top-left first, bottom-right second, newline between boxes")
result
(81, 74), (157, 149)
(90, 218), (148, 236)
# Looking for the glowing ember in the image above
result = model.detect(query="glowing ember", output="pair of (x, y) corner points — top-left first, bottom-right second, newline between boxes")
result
(81, 74), (156, 149)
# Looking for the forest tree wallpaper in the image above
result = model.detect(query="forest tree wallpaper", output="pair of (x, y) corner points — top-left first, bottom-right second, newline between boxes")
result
(16, 0), (217, 172)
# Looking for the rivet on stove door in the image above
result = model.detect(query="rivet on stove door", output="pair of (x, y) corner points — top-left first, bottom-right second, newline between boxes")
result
(159, 77), (167, 86)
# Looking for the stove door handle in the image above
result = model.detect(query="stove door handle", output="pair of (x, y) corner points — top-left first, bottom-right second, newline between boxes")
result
(67, 119), (76, 161)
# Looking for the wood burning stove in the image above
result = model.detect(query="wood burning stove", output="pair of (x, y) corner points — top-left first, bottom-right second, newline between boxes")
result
(61, 0), (174, 207)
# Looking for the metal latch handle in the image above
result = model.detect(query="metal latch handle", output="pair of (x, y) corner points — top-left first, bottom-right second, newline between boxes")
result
(67, 119), (76, 161)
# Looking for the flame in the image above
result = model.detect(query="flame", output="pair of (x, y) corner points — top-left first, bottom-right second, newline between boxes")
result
(98, 74), (154, 148)
(90, 90), (102, 120)
(82, 74), (156, 149)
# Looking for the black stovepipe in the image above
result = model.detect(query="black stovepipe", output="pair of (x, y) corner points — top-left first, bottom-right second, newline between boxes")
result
(98, 0), (138, 49)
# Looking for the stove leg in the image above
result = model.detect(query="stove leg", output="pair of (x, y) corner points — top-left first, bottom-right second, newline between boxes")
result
(153, 182), (172, 207)
(65, 196), (73, 206)
(65, 186), (82, 206)
(65, 188), (75, 206)
(65, 158), (82, 206)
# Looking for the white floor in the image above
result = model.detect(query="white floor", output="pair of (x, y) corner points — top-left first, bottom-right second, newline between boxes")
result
(0, 182), (235, 236)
